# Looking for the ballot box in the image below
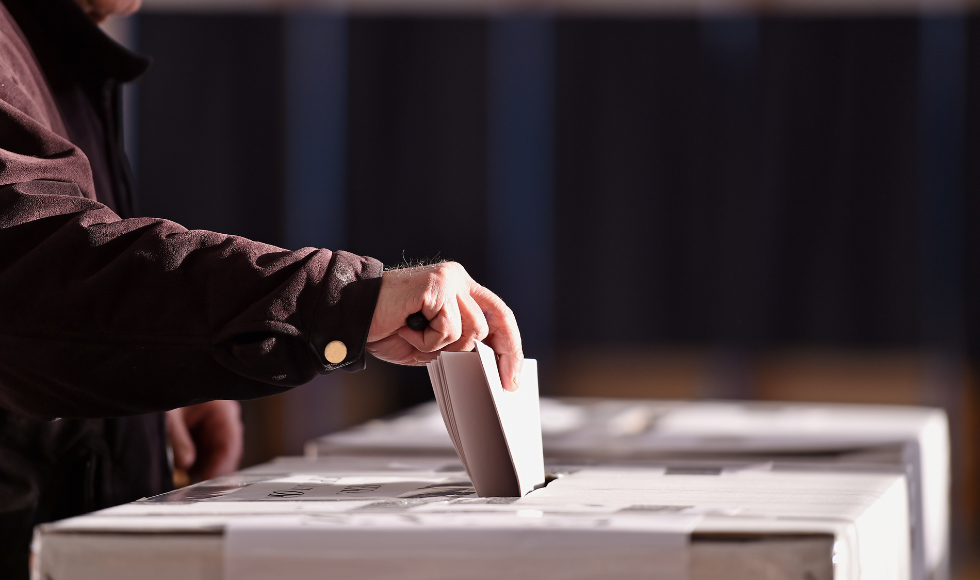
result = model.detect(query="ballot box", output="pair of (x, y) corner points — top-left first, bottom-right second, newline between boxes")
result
(309, 398), (949, 580)
(35, 455), (908, 580)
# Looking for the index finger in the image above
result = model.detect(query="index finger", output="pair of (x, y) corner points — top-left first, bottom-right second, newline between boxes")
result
(468, 283), (523, 391)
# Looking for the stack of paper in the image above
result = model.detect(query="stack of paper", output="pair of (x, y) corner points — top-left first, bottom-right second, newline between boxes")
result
(425, 342), (544, 497)
(308, 397), (949, 580)
(34, 456), (909, 580)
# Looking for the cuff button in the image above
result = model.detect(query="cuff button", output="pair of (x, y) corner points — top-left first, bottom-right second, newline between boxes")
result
(324, 341), (347, 364)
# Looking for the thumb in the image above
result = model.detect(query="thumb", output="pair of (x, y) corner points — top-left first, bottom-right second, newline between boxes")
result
(165, 409), (197, 471)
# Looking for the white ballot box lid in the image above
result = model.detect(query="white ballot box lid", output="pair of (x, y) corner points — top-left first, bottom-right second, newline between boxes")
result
(36, 456), (908, 580)
(309, 398), (949, 580)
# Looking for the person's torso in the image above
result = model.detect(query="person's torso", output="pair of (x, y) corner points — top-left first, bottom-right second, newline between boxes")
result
(0, 2), (170, 577)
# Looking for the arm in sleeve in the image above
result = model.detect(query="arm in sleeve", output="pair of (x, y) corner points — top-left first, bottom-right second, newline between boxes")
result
(0, 180), (383, 419)
(0, 82), (382, 419)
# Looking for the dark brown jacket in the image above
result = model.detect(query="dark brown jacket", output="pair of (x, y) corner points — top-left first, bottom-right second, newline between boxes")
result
(0, 0), (382, 575)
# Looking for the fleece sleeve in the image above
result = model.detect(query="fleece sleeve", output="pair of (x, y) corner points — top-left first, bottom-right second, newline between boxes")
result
(0, 30), (382, 419)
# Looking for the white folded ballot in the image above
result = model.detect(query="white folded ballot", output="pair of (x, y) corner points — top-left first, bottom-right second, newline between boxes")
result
(34, 455), (910, 580)
(308, 397), (949, 580)
(425, 342), (544, 497)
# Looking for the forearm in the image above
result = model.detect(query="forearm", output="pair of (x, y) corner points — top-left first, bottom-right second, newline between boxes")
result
(0, 181), (382, 419)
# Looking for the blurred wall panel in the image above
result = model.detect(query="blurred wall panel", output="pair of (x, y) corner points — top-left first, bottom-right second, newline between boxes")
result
(345, 17), (489, 409)
(697, 17), (769, 346)
(346, 18), (489, 273)
(554, 348), (751, 399)
(916, 16), (966, 350)
(759, 18), (920, 346)
(283, 13), (349, 252)
(279, 13), (351, 455)
(555, 19), (702, 346)
(137, 14), (286, 243)
(554, 18), (924, 350)
(967, 16), (980, 362)
(487, 16), (556, 384)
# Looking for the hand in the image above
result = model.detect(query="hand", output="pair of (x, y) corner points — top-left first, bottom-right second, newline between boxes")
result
(165, 400), (243, 483)
(367, 262), (524, 391)
(73, 0), (142, 23)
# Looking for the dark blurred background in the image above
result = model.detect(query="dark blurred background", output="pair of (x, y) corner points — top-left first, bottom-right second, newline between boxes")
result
(106, 6), (980, 574)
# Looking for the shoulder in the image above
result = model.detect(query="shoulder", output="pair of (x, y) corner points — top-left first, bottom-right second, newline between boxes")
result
(0, 1), (67, 137)
(0, 1), (95, 199)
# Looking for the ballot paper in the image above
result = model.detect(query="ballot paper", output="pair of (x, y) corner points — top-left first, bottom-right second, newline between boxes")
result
(426, 342), (544, 497)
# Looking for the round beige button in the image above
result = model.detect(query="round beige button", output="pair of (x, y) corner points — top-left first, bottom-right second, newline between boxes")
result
(324, 341), (347, 364)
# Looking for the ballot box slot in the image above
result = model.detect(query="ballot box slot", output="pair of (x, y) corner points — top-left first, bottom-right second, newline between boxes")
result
(690, 531), (834, 543)
(664, 466), (723, 475)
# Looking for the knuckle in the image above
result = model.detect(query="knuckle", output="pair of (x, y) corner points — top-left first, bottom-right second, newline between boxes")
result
(428, 269), (450, 290)
(476, 321), (490, 339)
(421, 277), (441, 301)
(435, 261), (465, 282)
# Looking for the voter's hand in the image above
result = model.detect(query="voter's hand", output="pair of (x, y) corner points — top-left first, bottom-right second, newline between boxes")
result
(367, 262), (524, 391)
(166, 400), (243, 484)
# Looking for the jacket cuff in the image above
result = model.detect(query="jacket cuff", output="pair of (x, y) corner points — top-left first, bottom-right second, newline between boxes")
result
(309, 251), (383, 373)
